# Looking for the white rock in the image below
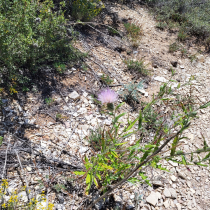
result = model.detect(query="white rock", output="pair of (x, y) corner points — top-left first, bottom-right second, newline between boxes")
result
(145, 92), (149, 97)
(171, 175), (177, 182)
(69, 91), (80, 100)
(168, 160), (178, 167)
(79, 146), (89, 154)
(78, 108), (87, 114)
(163, 188), (171, 198)
(18, 191), (28, 202)
(163, 199), (170, 208)
(154, 76), (167, 83)
(176, 203), (182, 210)
(146, 192), (158, 206)
(156, 191), (162, 199)
(104, 119), (112, 125)
(169, 188), (177, 198)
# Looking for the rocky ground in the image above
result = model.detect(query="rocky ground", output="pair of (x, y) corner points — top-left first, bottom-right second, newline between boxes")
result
(0, 2), (210, 210)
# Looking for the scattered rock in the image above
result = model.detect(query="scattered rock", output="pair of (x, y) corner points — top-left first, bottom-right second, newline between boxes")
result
(69, 91), (80, 100)
(171, 61), (178, 67)
(153, 76), (167, 83)
(146, 192), (159, 206)
(163, 188), (171, 198)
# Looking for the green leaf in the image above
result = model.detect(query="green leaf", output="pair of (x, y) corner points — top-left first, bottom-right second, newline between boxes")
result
(74, 171), (86, 176)
(114, 142), (128, 146)
(115, 102), (125, 111)
(113, 112), (126, 125)
(111, 151), (119, 158)
(181, 155), (187, 165)
(170, 136), (179, 156)
(139, 172), (151, 186)
(125, 117), (138, 132)
(93, 177), (99, 188)
(195, 162), (208, 167)
(138, 110), (143, 130)
(177, 83), (181, 89)
(199, 101), (210, 109)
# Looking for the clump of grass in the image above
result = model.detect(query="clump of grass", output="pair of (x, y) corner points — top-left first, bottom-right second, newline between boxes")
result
(119, 81), (144, 104)
(100, 74), (113, 85)
(45, 97), (54, 106)
(145, 0), (210, 41)
(156, 22), (167, 30)
(124, 59), (149, 76)
(178, 30), (188, 42)
(169, 42), (180, 53)
(124, 22), (143, 39)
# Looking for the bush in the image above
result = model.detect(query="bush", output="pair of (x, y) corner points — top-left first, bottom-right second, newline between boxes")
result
(0, 0), (81, 92)
(143, 0), (210, 39)
(71, 0), (104, 21)
(124, 59), (149, 76)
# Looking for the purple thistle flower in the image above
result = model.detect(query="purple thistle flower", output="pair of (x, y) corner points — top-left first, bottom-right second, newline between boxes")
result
(98, 88), (118, 104)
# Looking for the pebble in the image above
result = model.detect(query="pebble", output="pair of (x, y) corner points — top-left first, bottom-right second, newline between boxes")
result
(69, 91), (80, 100)
(146, 192), (159, 206)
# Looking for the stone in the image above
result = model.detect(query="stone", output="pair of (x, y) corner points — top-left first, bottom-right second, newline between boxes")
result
(146, 192), (159, 206)
(163, 188), (171, 198)
(163, 200), (170, 208)
(168, 160), (178, 167)
(171, 61), (178, 67)
(18, 191), (28, 202)
(152, 181), (164, 187)
(153, 76), (167, 83)
(69, 91), (80, 100)
(169, 188), (177, 199)
(171, 175), (177, 182)
(79, 146), (89, 154)
(78, 107), (87, 114)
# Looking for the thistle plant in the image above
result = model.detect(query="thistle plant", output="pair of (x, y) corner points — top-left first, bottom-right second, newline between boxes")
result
(73, 84), (210, 209)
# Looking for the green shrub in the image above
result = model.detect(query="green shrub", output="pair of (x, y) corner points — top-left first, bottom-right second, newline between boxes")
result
(124, 22), (143, 39)
(144, 0), (210, 39)
(169, 42), (180, 53)
(71, 0), (104, 21)
(156, 22), (168, 30)
(124, 59), (149, 76)
(0, 0), (81, 92)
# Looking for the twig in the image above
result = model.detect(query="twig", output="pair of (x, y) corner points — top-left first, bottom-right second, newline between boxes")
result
(57, 122), (79, 159)
(15, 149), (31, 203)
(1, 136), (10, 179)
(85, 123), (190, 210)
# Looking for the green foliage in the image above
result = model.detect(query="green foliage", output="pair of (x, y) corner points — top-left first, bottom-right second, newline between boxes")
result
(0, 0), (82, 90)
(125, 60), (149, 76)
(74, 80), (210, 196)
(169, 42), (179, 53)
(119, 81), (144, 103)
(0, 136), (3, 147)
(54, 63), (66, 74)
(45, 97), (54, 106)
(71, 0), (104, 21)
(100, 74), (113, 85)
(178, 30), (188, 41)
(144, 0), (210, 39)
(124, 22), (143, 39)
(156, 21), (167, 30)
(53, 184), (66, 193)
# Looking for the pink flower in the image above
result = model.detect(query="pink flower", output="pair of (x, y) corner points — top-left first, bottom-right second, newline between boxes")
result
(98, 88), (118, 104)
